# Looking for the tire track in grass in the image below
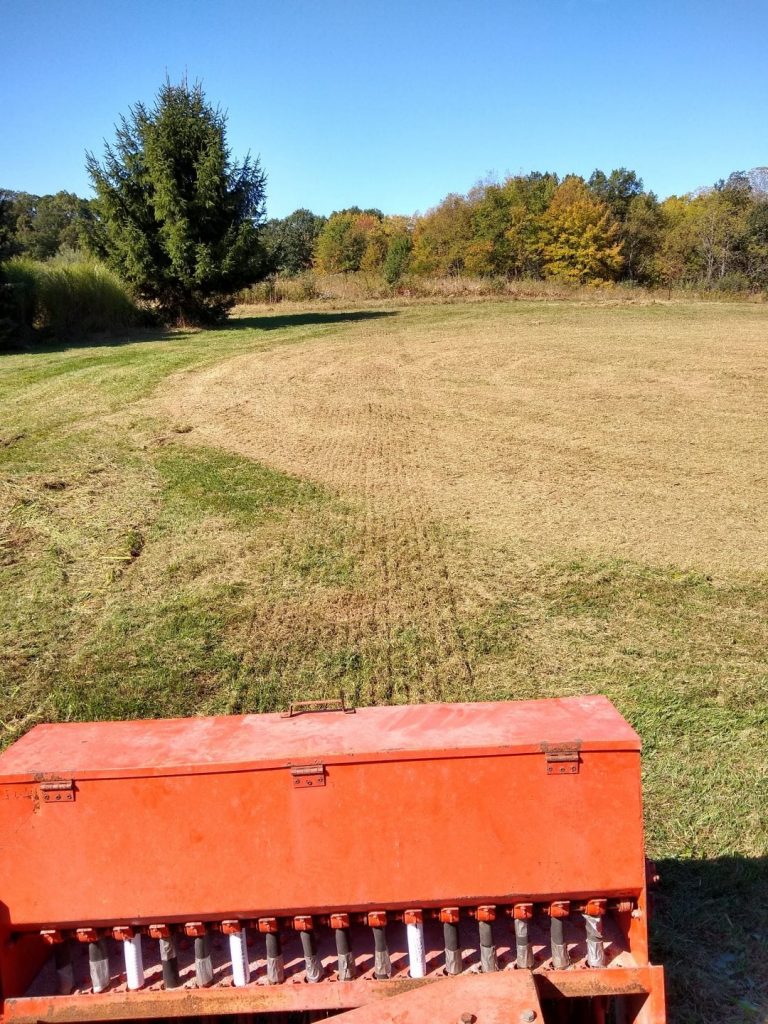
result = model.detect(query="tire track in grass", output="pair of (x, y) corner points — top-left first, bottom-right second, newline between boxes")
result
(160, 332), (477, 707)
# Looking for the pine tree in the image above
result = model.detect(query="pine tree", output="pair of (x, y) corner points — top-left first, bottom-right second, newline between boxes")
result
(86, 79), (267, 325)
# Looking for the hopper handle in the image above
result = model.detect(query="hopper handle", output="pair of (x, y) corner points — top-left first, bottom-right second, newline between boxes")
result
(282, 697), (355, 718)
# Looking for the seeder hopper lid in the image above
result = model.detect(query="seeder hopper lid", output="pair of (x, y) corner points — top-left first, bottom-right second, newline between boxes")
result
(0, 695), (640, 784)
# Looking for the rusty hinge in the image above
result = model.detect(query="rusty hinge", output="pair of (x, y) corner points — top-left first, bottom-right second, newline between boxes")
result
(38, 779), (76, 803)
(290, 764), (326, 789)
(541, 741), (582, 775)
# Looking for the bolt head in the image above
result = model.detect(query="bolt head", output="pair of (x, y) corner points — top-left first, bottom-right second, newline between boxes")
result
(520, 1012), (537, 1023)
(460, 1014), (474, 1024)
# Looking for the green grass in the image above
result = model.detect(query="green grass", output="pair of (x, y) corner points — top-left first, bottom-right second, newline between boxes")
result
(1, 299), (766, 1023)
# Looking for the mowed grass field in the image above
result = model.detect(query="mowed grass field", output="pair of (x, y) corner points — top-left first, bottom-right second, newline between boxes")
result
(1, 299), (766, 1022)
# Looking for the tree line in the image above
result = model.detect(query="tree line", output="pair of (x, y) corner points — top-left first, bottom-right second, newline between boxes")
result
(263, 167), (768, 291)
(6, 166), (767, 299)
(2, 77), (767, 334)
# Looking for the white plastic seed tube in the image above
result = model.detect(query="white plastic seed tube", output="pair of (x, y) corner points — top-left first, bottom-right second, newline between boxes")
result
(229, 929), (250, 987)
(406, 919), (426, 979)
(123, 934), (144, 991)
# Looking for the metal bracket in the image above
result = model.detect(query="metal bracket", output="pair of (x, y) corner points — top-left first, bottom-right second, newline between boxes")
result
(541, 741), (581, 775)
(38, 779), (75, 803)
(290, 764), (326, 788)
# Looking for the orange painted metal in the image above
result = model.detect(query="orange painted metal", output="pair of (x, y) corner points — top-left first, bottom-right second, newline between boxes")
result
(310, 970), (544, 1024)
(0, 695), (666, 1021)
(0, 697), (645, 928)
(2, 966), (668, 1023)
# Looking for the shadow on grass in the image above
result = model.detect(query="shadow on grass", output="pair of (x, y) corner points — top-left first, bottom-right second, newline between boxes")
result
(653, 855), (767, 1023)
(224, 309), (399, 331)
(0, 309), (399, 356)
(0, 326), (192, 357)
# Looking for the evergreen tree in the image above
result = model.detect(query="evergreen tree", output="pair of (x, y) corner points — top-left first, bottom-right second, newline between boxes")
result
(0, 190), (20, 263)
(86, 79), (267, 324)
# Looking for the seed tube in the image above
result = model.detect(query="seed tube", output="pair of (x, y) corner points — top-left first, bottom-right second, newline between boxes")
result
(159, 935), (181, 989)
(122, 933), (144, 991)
(514, 918), (534, 970)
(404, 910), (426, 979)
(265, 931), (284, 984)
(443, 921), (462, 975)
(194, 932), (213, 987)
(53, 940), (75, 995)
(334, 921), (356, 981)
(584, 914), (606, 968)
(88, 938), (110, 993)
(228, 927), (250, 987)
(479, 919), (498, 973)
(300, 929), (324, 983)
(551, 916), (569, 970)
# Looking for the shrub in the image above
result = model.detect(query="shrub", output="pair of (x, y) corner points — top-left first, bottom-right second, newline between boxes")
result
(1, 257), (141, 338)
(238, 273), (320, 305)
(383, 234), (413, 285)
(0, 260), (36, 346)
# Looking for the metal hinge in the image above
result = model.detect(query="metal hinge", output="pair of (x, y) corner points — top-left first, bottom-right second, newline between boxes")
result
(541, 741), (582, 775)
(290, 764), (326, 789)
(38, 779), (76, 803)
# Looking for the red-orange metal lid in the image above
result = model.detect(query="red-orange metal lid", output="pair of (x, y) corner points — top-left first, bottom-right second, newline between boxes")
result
(0, 696), (640, 783)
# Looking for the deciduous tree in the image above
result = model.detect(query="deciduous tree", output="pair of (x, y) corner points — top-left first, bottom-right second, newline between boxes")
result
(262, 208), (326, 275)
(540, 177), (624, 283)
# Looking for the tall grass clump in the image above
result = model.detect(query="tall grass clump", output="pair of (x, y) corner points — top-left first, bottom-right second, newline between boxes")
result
(238, 272), (321, 304)
(2, 257), (142, 338)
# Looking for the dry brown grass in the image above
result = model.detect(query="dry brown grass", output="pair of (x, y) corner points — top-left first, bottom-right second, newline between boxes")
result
(160, 302), (768, 574)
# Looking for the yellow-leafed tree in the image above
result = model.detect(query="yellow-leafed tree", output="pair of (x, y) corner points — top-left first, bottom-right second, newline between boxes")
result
(540, 176), (624, 283)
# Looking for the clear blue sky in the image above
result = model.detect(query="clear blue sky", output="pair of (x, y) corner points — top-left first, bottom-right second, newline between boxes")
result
(2, 0), (767, 218)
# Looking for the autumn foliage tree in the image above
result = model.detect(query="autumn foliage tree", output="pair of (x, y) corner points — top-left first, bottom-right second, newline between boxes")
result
(314, 209), (385, 273)
(539, 177), (624, 283)
(411, 194), (475, 275)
